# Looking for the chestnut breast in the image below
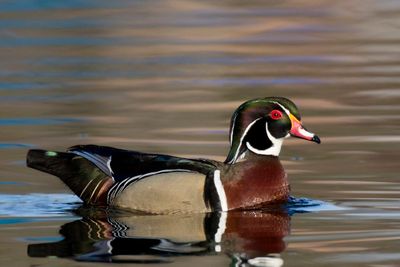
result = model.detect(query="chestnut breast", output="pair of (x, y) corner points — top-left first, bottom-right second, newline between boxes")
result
(222, 156), (289, 210)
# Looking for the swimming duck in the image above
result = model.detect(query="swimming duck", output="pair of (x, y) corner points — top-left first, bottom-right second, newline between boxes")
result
(27, 97), (320, 214)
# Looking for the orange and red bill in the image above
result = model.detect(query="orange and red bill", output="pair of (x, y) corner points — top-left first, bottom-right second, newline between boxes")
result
(289, 114), (321, 144)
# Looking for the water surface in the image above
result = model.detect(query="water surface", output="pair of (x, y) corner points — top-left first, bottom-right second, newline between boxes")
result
(1, 0), (400, 266)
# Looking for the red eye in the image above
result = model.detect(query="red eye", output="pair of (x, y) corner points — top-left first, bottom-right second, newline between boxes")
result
(270, 110), (283, 120)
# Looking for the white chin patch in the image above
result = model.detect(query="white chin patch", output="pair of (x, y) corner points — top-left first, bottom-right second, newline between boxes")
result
(246, 122), (284, 157)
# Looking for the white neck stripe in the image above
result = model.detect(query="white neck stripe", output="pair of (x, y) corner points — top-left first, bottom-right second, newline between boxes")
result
(228, 117), (262, 164)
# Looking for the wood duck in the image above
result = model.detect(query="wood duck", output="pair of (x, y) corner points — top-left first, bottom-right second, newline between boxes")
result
(27, 97), (320, 214)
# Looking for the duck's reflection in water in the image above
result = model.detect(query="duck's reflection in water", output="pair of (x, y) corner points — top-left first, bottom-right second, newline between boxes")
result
(28, 208), (290, 266)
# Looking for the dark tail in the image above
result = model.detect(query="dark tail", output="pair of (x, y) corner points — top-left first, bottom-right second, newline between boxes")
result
(27, 149), (114, 205)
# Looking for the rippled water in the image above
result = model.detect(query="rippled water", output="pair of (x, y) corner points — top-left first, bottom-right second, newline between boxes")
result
(1, 0), (400, 266)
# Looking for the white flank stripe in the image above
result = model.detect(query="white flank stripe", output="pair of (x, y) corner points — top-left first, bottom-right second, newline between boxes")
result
(213, 170), (228, 211)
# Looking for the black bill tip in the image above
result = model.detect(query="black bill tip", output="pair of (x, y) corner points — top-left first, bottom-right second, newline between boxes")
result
(312, 135), (321, 144)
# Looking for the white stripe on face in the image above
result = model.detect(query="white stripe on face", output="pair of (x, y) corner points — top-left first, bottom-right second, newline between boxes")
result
(228, 100), (293, 163)
(270, 101), (291, 117)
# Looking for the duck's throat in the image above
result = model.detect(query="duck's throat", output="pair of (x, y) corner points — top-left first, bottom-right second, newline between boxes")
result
(246, 139), (282, 157)
(245, 122), (284, 157)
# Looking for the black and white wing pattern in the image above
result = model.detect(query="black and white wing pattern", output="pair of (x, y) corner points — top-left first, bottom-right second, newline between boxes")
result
(69, 145), (217, 181)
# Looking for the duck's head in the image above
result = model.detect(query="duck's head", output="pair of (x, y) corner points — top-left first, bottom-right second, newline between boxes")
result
(225, 97), (320, 164)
